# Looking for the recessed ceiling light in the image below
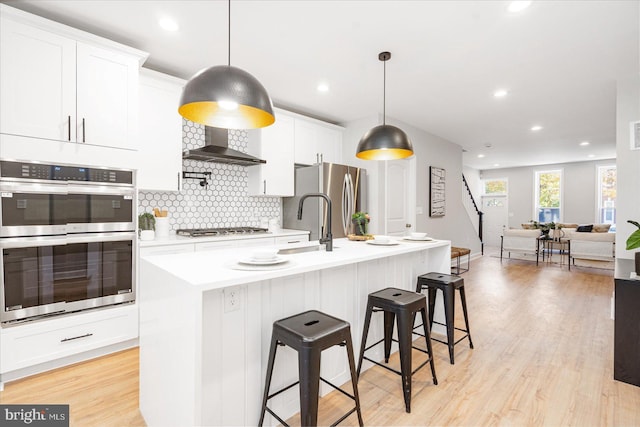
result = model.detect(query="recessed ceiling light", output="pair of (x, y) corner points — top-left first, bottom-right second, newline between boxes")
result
(477, 154), (485, 158)
(588, 154), (595, 158)
(508, 1), (532, 13)
(579, 141), (590, 146)
(493, 163), (500, 167)
(158, 17), (179, 32)
(317, 83), (329, 93)
(493, 89), (508, 98)
(531, 125), (543, 131)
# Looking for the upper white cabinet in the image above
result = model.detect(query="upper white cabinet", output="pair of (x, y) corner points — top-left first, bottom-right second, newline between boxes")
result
(138, 69), (184, 192)
(247, 111), (295, 196)
(294, 116), (343, 166)
(0, 5), (146, 151)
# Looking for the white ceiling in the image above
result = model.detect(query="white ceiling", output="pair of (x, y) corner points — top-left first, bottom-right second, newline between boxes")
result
(4, 0), (638, 170)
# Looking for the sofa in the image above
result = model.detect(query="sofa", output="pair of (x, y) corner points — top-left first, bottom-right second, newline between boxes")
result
(501, 223), (615, 264)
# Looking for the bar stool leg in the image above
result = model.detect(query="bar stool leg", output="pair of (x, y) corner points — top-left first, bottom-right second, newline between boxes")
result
(298, 347), (322, 427)
(396, 311), (414, 413)
(383, 311), (395, 363)
(345, 333), (364, 427)
(427, 287), (437, 330)
(443, 285), (456, 364)
(258, 337), (279, 426)
(459, 286), (474, 349)
(357, 301), (374, 377)
(420, 308), (438, 386)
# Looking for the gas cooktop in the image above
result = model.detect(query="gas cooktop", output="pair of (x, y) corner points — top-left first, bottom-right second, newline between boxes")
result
(176, 227), (270, 237)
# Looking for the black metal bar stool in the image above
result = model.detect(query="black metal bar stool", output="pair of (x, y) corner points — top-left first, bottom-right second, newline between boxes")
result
(258, 310), (363, 427)
(415, 272), (474, 364)
(357, 287), (438, 413)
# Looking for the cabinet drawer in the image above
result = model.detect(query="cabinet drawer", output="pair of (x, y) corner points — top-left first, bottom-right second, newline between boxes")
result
(140, 244), (194, 257)
(275, 235), (309, 245)
(1, 306), (138, 373)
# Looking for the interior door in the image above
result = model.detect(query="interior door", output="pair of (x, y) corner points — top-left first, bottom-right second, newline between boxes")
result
(481, 195), (508, 247)
(385, 159), (414, 236)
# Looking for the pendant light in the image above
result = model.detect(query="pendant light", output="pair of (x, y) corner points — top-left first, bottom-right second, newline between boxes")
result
(178, 0), (275, 129)
(356, 52), (413, 160)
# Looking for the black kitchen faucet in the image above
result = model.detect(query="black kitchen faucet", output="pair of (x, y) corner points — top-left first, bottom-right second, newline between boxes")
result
(297, 193), (333, 252)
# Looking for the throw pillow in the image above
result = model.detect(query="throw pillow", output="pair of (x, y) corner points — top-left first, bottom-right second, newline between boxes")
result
(576, 224), (593, 232)
(593, 224), (611, 233)
(521, 223), (535, 230)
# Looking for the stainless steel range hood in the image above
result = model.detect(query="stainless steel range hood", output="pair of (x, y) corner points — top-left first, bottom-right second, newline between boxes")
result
(182, 127), (266, 166)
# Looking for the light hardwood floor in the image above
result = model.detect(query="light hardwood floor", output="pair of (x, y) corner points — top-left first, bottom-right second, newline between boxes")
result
(1, 255), (639, 426)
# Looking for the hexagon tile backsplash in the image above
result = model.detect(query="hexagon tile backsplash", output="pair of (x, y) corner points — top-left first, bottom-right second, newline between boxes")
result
(138, 120), (281, 231)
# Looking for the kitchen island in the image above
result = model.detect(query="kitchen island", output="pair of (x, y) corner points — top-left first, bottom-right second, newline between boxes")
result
(139, 237), (451, 426)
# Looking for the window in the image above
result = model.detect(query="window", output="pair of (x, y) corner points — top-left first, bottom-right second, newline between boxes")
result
(597, 165), (616, 227)
(483, 179), (507, 195)
(534, 169), (562, 223)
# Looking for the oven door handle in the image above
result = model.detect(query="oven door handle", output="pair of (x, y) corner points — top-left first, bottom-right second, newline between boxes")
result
(0, 235), (68, 248)
(66, 232), (136, 245)
(66, 184), (135, 197)
(0, 181), (67, 194)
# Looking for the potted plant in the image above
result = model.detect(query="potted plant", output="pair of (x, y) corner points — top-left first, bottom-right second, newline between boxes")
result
(351, 212), (370, 236)
(138, 212), (156, 241)
(626, 220), (640, 273)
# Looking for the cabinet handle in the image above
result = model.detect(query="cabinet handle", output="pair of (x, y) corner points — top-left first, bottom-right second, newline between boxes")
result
(316, 153), (319, 164)
(177, 172), (181, 191)
(82, 118), (86, 142)
(287, 240), (301, 244)
(320, 153), (323, 164)
(263, 180), (266, 195)
(61, 333), (93, 343)
(67, 115), (71, 141)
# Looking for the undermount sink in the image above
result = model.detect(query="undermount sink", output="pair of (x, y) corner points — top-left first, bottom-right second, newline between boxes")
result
(278, 245), (338, 255)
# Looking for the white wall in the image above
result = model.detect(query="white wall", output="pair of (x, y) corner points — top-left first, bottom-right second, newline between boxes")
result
(481, 159), (615, 228)
(615, 73), (640, 259)
(342, 115), (482, 254)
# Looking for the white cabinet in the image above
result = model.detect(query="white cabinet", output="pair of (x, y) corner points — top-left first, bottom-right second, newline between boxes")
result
(139, 243), (194, 257)
(0, 304), (137, 374)
(247, 112), (295, 196)
(194, 237), (274, 252)
(294, 116), (343, 166)
(0, 6), (146, 150)
(138, 69), (185, 191)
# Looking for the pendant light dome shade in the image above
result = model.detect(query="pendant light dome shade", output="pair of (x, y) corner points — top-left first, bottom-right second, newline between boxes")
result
(356, 51), (413, 160)
(356, 124), (413, 160)
(179, 65), (275, 129)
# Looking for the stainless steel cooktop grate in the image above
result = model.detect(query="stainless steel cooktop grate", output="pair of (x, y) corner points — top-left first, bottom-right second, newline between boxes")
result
(175, 227), (270, 237)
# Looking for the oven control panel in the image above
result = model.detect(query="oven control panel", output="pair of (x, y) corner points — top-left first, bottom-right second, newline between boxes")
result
(0, 161), (133, 185)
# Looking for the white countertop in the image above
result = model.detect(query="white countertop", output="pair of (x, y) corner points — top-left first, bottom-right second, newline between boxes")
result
(138, 228), (309, 248)
(141, 237), (450, 291)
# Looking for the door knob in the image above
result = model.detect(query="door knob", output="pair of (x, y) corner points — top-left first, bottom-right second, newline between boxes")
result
(406, 224), (412, 228)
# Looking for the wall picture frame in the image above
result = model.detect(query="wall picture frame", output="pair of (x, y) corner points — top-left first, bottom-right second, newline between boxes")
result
(429, 166), (445, 217)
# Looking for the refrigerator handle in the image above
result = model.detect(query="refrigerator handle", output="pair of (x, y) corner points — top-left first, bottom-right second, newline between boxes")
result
(347, 173), (355, 230)
(342, 173), (349, 235)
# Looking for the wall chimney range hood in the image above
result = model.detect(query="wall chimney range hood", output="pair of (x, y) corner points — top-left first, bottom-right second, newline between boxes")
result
(182, 127), (266, 166)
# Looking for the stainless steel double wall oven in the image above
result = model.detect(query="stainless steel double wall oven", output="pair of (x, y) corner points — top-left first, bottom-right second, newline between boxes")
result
(0, 160), (136, 324)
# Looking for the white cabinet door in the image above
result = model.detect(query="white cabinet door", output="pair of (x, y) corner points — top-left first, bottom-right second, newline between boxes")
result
(138, 69), (184, 191)
(293, 119), (319, 165)
(274, 234), (310, 245)
(294, 117), (344, 166)
(247, 113), (295, 196)
(139, 243), (194, 257)
(76, 42), (139, 150)
(0, 19), (76, 141)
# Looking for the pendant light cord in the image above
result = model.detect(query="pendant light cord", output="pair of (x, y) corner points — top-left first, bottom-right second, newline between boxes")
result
(382, 57), (386, 125)
(227, 0), (231, 66)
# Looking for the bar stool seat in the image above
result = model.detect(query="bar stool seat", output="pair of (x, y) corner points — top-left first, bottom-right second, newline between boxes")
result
(258, 310), (363, 427)
(357, 287), (438, 413)
(415, 272), (474, 364)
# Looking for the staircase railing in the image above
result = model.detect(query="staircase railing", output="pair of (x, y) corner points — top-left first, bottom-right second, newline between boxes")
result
(462, 174), (484, 255)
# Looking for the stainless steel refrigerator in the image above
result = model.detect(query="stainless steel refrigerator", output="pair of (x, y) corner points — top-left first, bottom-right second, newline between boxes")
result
(283, 163), (366, 241)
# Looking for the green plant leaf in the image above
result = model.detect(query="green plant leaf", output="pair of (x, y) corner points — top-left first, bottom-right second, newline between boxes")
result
(627, 220), (640, 229)
(626, 229), (640, 250)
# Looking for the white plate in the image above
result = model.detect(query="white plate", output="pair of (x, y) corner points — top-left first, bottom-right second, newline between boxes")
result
(366, 240), (399, 246)
(403, 236), (433, 241)
(238, 256), (288, 265)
